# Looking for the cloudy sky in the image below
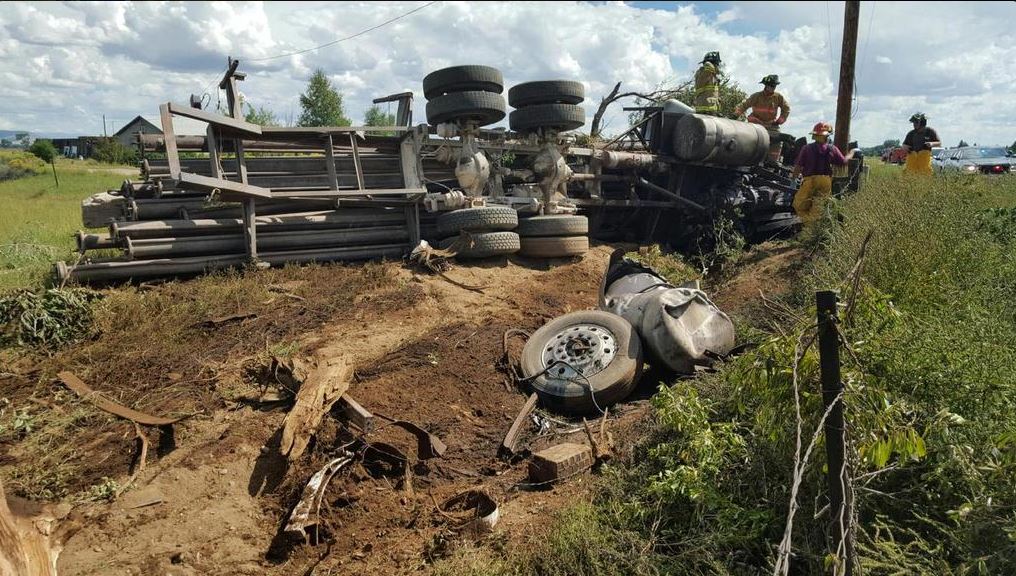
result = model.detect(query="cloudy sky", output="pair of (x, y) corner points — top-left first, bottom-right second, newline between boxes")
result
(2, 1), (1015, 147)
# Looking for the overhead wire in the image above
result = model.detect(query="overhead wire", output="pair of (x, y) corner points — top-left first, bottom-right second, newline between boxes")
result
(248, 0), (440, 62)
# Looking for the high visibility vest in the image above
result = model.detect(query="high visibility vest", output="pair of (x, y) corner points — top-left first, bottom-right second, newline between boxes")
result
(694, 62), (720, 115)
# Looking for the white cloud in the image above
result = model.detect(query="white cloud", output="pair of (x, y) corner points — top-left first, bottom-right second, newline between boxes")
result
(0, 1), (1013, 146)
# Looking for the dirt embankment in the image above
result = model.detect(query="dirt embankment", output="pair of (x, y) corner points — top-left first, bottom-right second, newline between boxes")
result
(0, 241), (803, 575)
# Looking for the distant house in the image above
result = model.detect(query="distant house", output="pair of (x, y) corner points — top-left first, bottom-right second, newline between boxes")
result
(113, 115), (209, 150)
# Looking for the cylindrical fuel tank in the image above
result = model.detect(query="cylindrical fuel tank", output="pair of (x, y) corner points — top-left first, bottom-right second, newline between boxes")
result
(673, 114), (770, 166)
(648, 99), (694, 153)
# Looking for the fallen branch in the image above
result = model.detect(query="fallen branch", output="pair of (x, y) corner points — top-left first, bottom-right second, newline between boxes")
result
(280, 355), (353, 461)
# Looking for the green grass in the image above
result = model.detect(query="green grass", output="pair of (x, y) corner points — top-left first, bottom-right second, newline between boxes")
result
(0, 160), (128, 290)
(445, 166), (1016, 575)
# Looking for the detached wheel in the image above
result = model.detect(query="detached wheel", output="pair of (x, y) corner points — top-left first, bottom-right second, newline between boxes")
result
(509, 81), (585, 107)
(516, 214), (588, 237)
(509, 103), (585, 132)
(521, 310), (643, 414)
(519, 236), (589, 258)
(439, 231), (520, 259)
(423, 65), (504, 100)
(426, 91), (507, 126)
(436, 206), (518, 237)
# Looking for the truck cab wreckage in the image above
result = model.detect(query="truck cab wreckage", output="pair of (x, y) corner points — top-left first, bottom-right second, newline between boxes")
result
(64, 61), (863, 283)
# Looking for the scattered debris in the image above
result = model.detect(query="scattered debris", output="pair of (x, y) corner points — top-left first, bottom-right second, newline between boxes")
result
(582, 412), (612, 464)
(57, 371), (184, 426)
(600, 249), (735, 373)
(280, 356), (354, 460)
(436, 489), (499, 535)
(528, 443), (593, 484)
(283, 451), (355, 544)
(337, 395), (374, 433)
(500, 392), (539, 458)
(0, 479), (76, 576)
(117, 486), (165, 510)
(195, 313), (258, 329)
(377, 416), (447, 459)
(409, 240), (486, 293)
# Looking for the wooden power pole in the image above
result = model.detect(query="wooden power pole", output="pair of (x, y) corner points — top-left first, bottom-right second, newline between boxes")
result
(834, 0), (861, 154)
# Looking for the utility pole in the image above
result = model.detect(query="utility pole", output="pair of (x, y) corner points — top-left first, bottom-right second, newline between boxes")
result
(834, 0), (860, 154)
(102, 114), (108, 137)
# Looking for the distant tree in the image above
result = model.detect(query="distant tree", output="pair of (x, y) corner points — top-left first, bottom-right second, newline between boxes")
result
(363, 104), (395, 127)
(0, 139), (11, 148)
(298, 69), (351, 127)
(91, 137), (138, 166)
(244, 103), (279, 127)
(363, 104), (396, 136)
(958, 140), (969, 148)
(28, 139), (59, 186)
(1009, 140), (1016, 154)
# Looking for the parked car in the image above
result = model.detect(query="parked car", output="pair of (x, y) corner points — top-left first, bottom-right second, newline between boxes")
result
(932, 147), (951, 170)
(941, 146), (1014, 174)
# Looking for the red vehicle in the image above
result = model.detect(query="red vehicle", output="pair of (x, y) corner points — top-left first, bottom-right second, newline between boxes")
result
(883, 147), (907, 164)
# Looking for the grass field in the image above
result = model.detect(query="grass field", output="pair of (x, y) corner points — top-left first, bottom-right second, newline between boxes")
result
(0, 159), (130, 291)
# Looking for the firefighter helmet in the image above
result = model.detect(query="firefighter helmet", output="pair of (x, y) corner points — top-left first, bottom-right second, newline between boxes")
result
(761, 74), (780, 86)
(810, 122), (833, 136)
(909, 112), (926, 123)
(701, 51), (721, 65)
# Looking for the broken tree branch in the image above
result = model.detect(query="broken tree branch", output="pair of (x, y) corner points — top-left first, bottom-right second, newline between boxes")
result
(57, 371), (185, 427)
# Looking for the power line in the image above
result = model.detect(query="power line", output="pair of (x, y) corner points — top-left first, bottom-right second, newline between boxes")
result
(248, 1), (440, 62)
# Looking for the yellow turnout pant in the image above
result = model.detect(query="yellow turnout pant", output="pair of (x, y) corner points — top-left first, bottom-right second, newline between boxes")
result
(793, 175), (833, 225)
(904, 150), (933, 175)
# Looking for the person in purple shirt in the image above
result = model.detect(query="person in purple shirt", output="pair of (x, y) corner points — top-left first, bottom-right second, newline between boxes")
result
(791, 122), (857, 225)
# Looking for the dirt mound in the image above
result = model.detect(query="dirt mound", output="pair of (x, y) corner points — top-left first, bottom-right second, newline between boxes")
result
(0, 242), (803, 575)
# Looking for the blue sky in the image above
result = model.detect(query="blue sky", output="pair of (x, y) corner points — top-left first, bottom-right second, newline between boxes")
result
(1, 1), (1014, 147)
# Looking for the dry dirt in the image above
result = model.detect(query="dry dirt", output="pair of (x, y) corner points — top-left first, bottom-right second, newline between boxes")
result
(0, 242), (802, 575)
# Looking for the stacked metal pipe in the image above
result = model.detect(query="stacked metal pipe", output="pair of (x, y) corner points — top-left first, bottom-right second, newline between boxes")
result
(59, 135), (444, 284)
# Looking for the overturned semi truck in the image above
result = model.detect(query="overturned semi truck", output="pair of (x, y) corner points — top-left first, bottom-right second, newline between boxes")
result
(60, 62), (863, 283)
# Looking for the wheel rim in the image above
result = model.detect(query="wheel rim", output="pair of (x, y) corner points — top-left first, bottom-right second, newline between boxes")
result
(541, 323), (617, 384)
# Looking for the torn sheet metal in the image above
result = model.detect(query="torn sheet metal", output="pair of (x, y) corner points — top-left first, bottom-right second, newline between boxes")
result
(57, 371), (184, 426)
(438, 489), (499, 534)
(284, 451), (355, 543)
(598, 249), (734, 373)
(386, 420), (447, 459)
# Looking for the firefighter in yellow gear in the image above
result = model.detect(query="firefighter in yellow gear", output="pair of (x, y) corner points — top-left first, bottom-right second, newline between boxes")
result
(735, 74), (791, 163)
(902, 112), (940, 175)
(791, 122), (856, 225)
(694, 51), (722, 116)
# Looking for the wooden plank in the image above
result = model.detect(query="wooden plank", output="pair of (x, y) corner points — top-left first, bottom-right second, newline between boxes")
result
(324, 134), (338, 191)
(400, 133), (423, 188)
(243, 199), (257, 258)
(175, 172), (272, 199)
(206, 125), (222, 178)
(271, 187), (426, 199)
(159, 104), (180, 177)
(166, 102), (262, 136)
(349, 133), (365, 191)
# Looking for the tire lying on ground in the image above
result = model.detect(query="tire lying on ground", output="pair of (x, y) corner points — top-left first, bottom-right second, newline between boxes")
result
(426, 91), (507, 126)
(436, 206), (519, 237)
(438, 231), (520, 259)
(508, 80), (585, 107)
(423, 65), (504, 100)
(519, 236), (589, 258)
(521, 310), (643, 414)
(509, 103), (585, 132)
(516, 214), (588, 237)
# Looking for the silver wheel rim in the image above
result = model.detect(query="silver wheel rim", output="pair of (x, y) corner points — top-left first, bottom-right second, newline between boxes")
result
(541, 323), (617, 384)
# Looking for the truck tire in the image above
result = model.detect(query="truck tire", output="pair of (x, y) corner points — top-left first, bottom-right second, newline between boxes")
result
(423, 65), (504, 100)
(436, 206), (519, 237)
(519, 236), (589, 258)
(508, 81), (585, 107)
(426, 91), (507, 126)
(521, 310), (643, 414)
(509, 103), (585, 132)
(516, 214), (588, 237)
(439, 231), (520, 259)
